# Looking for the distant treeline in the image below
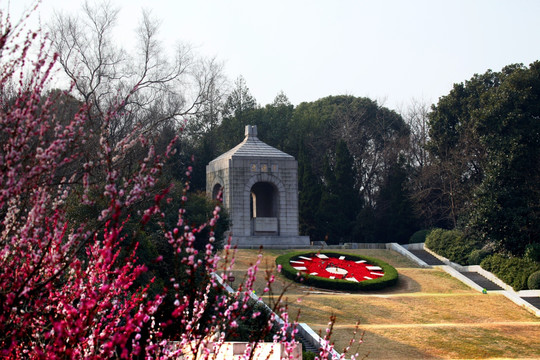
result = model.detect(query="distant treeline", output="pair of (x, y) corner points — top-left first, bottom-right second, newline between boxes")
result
(179, 63), (540, 256)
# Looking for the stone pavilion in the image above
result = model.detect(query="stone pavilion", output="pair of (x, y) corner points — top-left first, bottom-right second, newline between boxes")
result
(206, 125), (310, 248)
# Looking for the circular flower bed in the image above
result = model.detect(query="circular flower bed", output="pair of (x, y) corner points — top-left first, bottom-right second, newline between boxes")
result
(276, 251), (398, 291)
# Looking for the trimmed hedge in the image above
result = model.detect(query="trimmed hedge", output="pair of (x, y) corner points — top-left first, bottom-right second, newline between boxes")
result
(425, 228), (482, 265)
(528, 271), (540, 290)
(480, 254), (540, 291)
(467, 249), (491, 265)
(275, 251), (398, 291)
(409, 229), (431, 244)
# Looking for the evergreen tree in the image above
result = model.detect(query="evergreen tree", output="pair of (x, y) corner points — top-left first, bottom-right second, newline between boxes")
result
(298, 147), (322, 241)
(374, 158), (419, 243)
(317, 156), (341, 244)
(426, 62), (540, 255)
(317, 142), (359, 244)
(468, 62), (540, 255)
(334, 140), (360, 221)
(216, 76), (259, 152)
(255, 92), (293, 151)
(353, 205), (377, 243)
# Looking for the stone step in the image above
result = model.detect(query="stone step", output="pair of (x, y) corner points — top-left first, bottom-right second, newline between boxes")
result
(407, 249), (445, 266)
(296, 331), (319, 354)
(459, 271), (504, 291)
(521, 296), (540, 309)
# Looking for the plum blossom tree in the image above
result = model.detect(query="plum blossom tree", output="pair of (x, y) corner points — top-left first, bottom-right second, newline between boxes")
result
(0, 9), (168, 356)
(0, 7), (354, 360)
(0, 9), (253, 360)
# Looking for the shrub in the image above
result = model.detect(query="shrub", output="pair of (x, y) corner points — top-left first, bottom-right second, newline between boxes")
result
(303, 351), (316, 360)
(425, 228), (450, 253)
(480, 254), (540, 291)
(528, 271), (540, 290)
(276, 251), (398, 291)
(467, 249), (491, 265)
(409, 229), (431, 244)
(425, 228), (482, 265)
(524, 243), (540, 263)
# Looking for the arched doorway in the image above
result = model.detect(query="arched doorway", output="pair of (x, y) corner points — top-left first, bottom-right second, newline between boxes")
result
(212, 183), (223, 201)
(250, 181), (279, 235)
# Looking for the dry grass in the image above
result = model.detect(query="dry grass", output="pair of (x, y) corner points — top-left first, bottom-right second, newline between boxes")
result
(315, 325), (540, 360)
(219, 249), (540, 359)
(286, 293), (536, 326)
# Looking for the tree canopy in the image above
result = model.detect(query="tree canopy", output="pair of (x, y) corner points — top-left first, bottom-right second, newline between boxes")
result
(425, 62), (540, 255)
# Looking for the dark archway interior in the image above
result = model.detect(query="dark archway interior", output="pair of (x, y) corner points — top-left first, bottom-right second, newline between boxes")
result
(212, 183), (222, 201)
(250, 182), (278, 218)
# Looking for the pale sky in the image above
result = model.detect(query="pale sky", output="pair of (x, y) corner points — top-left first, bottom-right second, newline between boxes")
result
(6, 0), (540, 111)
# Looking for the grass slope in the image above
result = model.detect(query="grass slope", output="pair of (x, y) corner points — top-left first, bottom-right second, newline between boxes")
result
(221, 249), (540, 359)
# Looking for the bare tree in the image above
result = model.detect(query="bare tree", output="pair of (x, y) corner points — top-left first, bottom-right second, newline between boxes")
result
(48, 1), (226, 145)
(330, 97), (409, 206)
(182, 58), (229, 143)
(404, 99), (485, 229)
(403, 99), (430, 169)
